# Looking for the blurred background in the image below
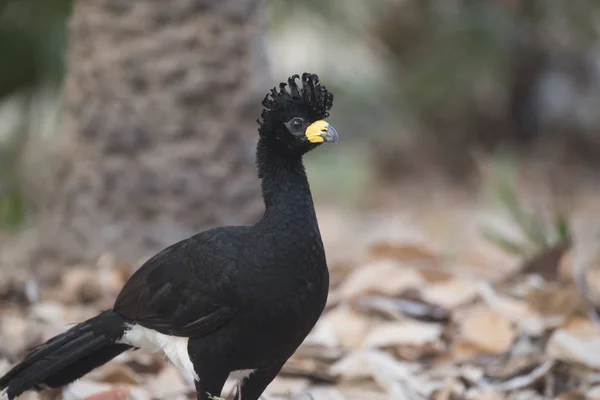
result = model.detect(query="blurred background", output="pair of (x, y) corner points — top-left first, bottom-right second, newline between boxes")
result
(2, 0), (600, 399)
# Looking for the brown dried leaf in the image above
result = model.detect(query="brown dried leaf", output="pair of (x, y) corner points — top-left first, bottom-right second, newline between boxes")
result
(87, 363), (143, 385)
(120, 350), (165, 374)
(318, 306), (372, 349)
(295, 344), (344, 362)
(432, 378), (466, 400)
(464, 388), (506, 400)
(58, 268), (104, 304)
(419, 268), (454, 283)
(394, 342), (446, 362)
(460, 307), (515, 354)
(484, 353), (542, 382)
(330, 350), (375, 382)
(0, 314), (43, 358)
(282, 356), (337, 384)
(338, 260), (424, 299)
(83, 388), (130, 400)
(28, 302), (67, 325)
(356, 295), (450, 323)
(16, 392), (43, 400)
(264, 376), (311, 396)
(365, 350), (434, 399)
(559, 250), (575, 283)
(524, 283), (581, 319)
(421, 278), (480, 309)
(481, 360), (554, 392)
(556, 391), (586, 400)
(368, 242), (439, 263)
(302, 321), (339, 349)
(364, 321), (442, 348)
(449, 340), (485, 362)
(546, 317), (600, 368)
(478, 284), (550, 336)
(521, 241), (570, 281)
(146, 364), (189, 399)
(293, 386), (386, 400)
(63, 381), (139, 400)
(587, 385), (600, 400)
(505, 390), (545, 400)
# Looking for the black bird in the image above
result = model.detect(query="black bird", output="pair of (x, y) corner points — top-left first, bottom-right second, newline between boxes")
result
(0, 73), (336, 400)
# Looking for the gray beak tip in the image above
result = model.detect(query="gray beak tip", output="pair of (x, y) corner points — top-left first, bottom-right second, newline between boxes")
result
(324, 125), (339, 143)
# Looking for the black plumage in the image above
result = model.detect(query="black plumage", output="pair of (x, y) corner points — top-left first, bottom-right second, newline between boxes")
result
(0, 72), (337, 400)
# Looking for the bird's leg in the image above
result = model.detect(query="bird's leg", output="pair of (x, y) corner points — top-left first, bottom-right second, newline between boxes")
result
(234, 363), (284, 400)
(194, 369), (228, 400)
(205, 394), (226, 400)
(195, 383), (226, 400)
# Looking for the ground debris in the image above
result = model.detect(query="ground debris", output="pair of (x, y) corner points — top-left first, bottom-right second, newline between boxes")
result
(1, 207), (599, 399)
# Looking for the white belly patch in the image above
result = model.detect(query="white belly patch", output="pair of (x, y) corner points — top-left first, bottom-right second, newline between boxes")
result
(117, 324), (198, 381)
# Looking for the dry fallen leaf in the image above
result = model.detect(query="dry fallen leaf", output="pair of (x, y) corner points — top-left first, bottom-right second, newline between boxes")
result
(59, 267), (104, 304)
(303, 319), (339, 349)
(587, 385), (600, 400)
(83, 388), (131, 400)
(146, 364), (190, 400)
(13, 392), (43, 400)
(559, 250), (574, 283)
(318, 306), (372, 349)
(28, 301), (66, 325)
(356, 295), (450, 323)
(119, 350), (164, 374)
(481, 360), (554, 392)
(478, 284), (551, 336)
(338, 259), (424, 299)
(293, 386), (387, 400)
(465, 388), (505, 400)
(546, 318), (600, 368)
(421, 278), (481, 309)
(521, 241), (570, 281)
(330, 350), (375, 382)
(87, 362), (143, 385)
(432, 378), (466, 400)
(524, 283), (581, 320)
(459, 307), (515, 354)
(264, 376), (311, 396)
(0, 314), (37, 358)
(368, 242), (440, 265)
(365, 350), (434, 399)
(4, 207), (600, 400)
(282, 356), (337, 383)
(484, 352), (542, 382)
(556, 391), (586, 400)
(364, 320), (443, 348)
(63, 381), (134, 400)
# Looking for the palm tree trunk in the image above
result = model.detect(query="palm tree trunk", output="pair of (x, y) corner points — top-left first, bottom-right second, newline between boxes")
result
(36, 0), (270, 264)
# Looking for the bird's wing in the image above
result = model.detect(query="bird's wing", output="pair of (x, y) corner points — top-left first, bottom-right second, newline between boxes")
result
(113, 230), (241, 338)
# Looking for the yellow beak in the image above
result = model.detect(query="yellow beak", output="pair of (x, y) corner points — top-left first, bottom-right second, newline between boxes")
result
(305, 120), (339, 143)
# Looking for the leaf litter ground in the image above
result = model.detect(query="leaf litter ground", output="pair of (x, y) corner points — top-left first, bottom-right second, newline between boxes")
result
(1, 199), (600, 400)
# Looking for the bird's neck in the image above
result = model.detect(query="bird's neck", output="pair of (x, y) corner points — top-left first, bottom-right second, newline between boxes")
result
(256, 138), (317, 223)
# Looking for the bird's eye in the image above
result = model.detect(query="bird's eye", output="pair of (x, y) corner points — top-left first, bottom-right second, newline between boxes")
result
(291, 119), (302, 130)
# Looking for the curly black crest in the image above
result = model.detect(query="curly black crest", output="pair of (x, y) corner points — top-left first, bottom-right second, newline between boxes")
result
(258, 73), (334, 130)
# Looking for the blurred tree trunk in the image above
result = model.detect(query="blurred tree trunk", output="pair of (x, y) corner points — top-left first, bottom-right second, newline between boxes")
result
(35, 0), (269, 265)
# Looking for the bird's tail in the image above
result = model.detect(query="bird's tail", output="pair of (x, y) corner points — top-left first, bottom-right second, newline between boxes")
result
(0, 310), (131, 399)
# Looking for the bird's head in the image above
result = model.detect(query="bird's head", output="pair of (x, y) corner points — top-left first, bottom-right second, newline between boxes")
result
(258, 73), (337, 154)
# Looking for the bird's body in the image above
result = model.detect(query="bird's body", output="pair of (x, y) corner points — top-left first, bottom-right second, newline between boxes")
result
(0, 73), (336, 400)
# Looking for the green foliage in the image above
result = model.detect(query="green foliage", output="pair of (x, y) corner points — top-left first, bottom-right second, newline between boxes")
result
(0, 105), (29, 229)
(0, 186), (26, 229)
(386, 1), (517, 116)
(481, 155), (571, 258)
(0, 0), (72, 98)
(0, 0), (71, 229)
